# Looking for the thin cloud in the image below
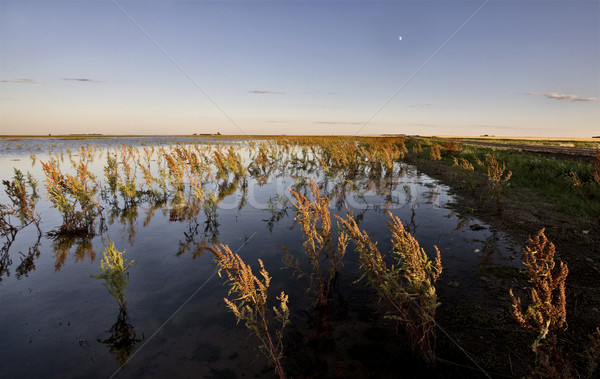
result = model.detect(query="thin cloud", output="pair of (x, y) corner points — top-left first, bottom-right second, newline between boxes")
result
(527, 92), (598, 102)
(249, 90), (285, 95)
(314, 121), (362, 125)
(62, 78), (102, 83)
(574, 96), (600, 102)
(0, 78), (40, 84)
(408, 103), (433, 108)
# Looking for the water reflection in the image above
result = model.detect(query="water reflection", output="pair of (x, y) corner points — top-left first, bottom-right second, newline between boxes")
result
(52, 234), (95, 272)
(98, 309), (143, 367)
(263, 194), (289, 232)
(1, 169), (42, 280)
(15, 236), (41, 279)
(0, 137), (523, 376)
(175, 209), (208, 259)
(203, 193), (220, 244)
(91, 239), (143, 367)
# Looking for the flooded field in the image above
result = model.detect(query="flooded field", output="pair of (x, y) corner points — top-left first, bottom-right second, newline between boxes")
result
(0, 137), (522, 378)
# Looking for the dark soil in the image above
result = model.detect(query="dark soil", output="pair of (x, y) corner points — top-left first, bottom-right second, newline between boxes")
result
(406, 153), (600, 378)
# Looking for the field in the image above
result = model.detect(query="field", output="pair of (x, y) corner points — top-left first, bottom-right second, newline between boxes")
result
(0, 135), (598, 378)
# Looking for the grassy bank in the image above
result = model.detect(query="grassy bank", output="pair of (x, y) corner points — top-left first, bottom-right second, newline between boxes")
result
(407, 137), (600, 226)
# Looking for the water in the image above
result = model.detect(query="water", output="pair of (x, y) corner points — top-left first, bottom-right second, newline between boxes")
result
(0, 137), (520, 377)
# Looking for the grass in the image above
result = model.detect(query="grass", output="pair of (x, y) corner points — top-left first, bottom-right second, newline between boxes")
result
(408, 137), (600, 224)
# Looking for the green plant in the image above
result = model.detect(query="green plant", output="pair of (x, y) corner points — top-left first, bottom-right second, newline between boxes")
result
(42, 159), (103, 235)
(91, 238), (135, 310)
(208, 244), (289, 379)
(338, 210), (442, 366)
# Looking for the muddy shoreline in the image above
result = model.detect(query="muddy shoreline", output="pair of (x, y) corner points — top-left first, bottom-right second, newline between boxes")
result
(406, 152), (600, 376)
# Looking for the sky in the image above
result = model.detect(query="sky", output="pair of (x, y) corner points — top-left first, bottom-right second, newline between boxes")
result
(0, 0), (598, 137)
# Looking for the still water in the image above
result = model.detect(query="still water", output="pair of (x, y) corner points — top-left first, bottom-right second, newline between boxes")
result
(0, 137), (519, 378)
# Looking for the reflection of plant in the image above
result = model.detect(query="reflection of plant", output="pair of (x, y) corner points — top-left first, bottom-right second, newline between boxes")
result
(209, 244), (289, 379)
(92, 238), (135, 311)
(264, 194), (289, 232)
(98, 309), (143, 367)
(289, 179), (347, 306)
(509, 229), (571, 377)
(203, 192), (220, 244)
(52, 234), (95, 272)
(1, 169), (42, 281)
(338, 210), (442, 366)
(15, 236), (42, 279)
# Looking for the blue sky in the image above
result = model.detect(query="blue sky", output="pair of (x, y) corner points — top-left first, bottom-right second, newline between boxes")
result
(1, 1), (598, 137)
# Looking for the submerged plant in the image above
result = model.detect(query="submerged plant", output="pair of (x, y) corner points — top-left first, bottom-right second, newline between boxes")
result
(208, 244), (289, 379)
(1, 169), (41, 244)
(338, 210), (442, 366)
(42, 159), (103, 235)
(92, 238), (135, 311)
(289, 179), (348, 306)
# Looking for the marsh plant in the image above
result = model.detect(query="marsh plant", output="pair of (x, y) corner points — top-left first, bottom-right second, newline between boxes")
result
(339, 210), (442, 366)
(208, 244), (289, 379)
(92, 238), (136, 311)
(1, 169), (41, 245)
(485, 153), (512, 215)
(42, 159), (103, 236)
(1, 169), (42, 281)
(289, 179), (348, 306)
(509, 228), (570, 377)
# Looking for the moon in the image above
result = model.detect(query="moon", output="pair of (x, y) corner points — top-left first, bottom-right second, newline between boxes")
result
(399, 36), (402, 41)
